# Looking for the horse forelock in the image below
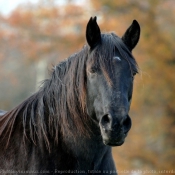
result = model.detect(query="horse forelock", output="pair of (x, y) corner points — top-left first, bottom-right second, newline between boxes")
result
(88, 33), (138, 86)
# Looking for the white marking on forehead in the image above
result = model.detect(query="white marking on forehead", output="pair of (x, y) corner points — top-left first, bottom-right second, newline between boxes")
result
(113, 56), (121, 61)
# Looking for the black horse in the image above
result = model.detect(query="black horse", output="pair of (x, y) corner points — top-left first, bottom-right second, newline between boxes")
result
(0, 17), (140, 174)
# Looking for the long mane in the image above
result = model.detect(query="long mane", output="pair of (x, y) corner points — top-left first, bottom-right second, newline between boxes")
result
(0, 45), (89, 148)
(0, 33), (138, 148)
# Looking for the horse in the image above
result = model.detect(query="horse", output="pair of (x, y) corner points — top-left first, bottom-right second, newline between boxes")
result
(0, 16), (140, 175)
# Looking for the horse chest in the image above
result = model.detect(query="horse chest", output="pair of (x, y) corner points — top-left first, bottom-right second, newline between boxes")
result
(62, 136), (108, 170)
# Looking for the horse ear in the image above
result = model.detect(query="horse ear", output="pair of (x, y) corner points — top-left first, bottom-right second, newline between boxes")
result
(86, 16), (101, 49)
(122, 20), (140, 51)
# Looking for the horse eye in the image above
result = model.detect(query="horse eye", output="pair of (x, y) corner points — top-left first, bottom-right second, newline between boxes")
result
(133, 72), (136, 76)
(89, 66), (97, 74)
(132, 70), (137, 77)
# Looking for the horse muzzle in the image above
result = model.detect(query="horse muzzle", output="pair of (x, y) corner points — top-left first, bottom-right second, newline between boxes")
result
(99, 113), (132, 146)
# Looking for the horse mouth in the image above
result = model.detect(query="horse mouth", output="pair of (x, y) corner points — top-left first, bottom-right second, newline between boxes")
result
(103, 139), (125, 146)
(100, 126), (128, 146)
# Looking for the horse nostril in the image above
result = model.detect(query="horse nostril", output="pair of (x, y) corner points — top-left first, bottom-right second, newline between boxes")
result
(123, 115), (132, 133)
(101, 114), (111, 126)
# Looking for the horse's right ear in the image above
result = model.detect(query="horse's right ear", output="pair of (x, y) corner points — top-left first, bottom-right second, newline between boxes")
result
(86, 16), (101, 49)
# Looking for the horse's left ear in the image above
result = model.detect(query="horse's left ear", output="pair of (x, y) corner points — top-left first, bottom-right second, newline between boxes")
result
(86, 16), (101, 49)
(122, 20), (140, 51)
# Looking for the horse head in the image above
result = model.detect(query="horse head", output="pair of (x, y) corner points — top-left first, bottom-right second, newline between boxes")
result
(86, 17), (140, 146)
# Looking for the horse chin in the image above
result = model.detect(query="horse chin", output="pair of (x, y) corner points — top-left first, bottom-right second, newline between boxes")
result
(103, 139), (125, 146)
(100, 128), (127, 146)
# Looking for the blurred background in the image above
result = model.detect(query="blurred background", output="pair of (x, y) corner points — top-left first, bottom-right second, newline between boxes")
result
(0, 0), (175, 174)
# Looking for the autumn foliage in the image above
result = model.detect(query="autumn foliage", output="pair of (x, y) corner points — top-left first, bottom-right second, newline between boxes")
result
(0, 0), (175, 174)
